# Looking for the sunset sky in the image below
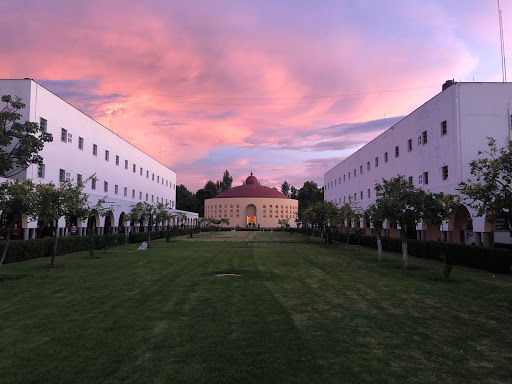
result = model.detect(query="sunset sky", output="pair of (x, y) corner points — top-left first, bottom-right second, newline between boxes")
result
(1, 0), (510, 191)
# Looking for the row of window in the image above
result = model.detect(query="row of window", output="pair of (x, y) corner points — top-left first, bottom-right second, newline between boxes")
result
(209, 213), (296, 219)
(332, 167), (449, 205)
(326, 121), (449, 190)
(207, 204), (297, 210)
(45, 166), (175, 207)
(49, 121), (175, 190)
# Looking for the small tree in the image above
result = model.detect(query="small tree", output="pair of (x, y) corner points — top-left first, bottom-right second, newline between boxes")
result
(127, 202), (156, 247)
(375, 176), (426, 270)
(84, 198), (110, 259)
(459, 138), (512, 238)
(34, 180), (90, 268)
(0, 179), (35, 270)
(365, 203), (387, 261)
(277, 218), (290, 231)
(336, 198), (362, 250)
(0, 95), (53, 177)
(281, 181), (291, 197)
(302, 201), (338, 243)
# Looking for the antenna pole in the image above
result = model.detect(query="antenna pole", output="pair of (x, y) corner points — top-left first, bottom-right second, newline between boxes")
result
(498, 0), (508, 82)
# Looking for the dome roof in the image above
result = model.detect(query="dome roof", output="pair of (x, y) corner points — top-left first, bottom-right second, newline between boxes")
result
(214, 173), (290, 200)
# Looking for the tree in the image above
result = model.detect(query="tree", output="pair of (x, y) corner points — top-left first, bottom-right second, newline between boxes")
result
(127, 202), (157, 247)
(459, 138), (512, 238)
(290, 186), (298, 200)
(221, 170), (233, 191)
(0, 179), (36, 270)
(0, 95), (53, 177)
(204, 180), (218, 197)
(365, 203), (387, 261)
(336, 198), (363, 250)
(84, 197), (110, 259)
(302, 201), (338, 243)
(195, 188), (214, 217)
(34, 180), (90, 268)
(277, 218), (290, 231)
(176, 184), (198, 212)
(375, 176), (431, 270)
(281, 181), (291, 197)
(297, 181), (324, 219)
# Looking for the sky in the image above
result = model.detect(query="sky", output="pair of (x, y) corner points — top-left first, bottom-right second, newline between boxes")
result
(0, 0), (510, 192)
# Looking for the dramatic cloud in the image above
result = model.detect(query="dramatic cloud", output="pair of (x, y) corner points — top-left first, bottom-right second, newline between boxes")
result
(0, 0), (506, 191)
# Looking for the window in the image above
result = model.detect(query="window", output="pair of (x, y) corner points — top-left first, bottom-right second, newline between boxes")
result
(422, 131), (428, 144)
(367, 189), (370, 198)
(152, 173), (155, 181)
(360, 165), (363, 175)
(139, 191), (142, 200)
(360, 191), (363, 199)
(423, 172), (429, 185)
(93, 144), (97, 156)
(375, 157), (379, 167)
(92, 179), (96, 190)
(395, 146), (399, 157)
(115, 185), (118, 195)
(354, 168), (357, 177)
(146, 170), (149, 178)
(408, 139), (412, 152)
(339, 177), (341, 184)
(419, 174), (423, 184)
(408, 176), (413, 184)
(343, 175), (346, 182)
(344, 196), (346, 203)
(441, 120), (447, 136)
(61, 128), (67, 142)
(166, 180), (169, 187)
(442, 166), (449, 180)
(140, 167), (143, 176)
(104, 181), (108, 192)
(152, 195), (154, 202)
(132, 189), (135, 198)
(354, 193), (357, 201)
(146, 193), (148, 201)
(124, 187), (127, 197)
(105, 150), (109, 161)
(125, 160), (128, 170)
(37, 164), (45, 178)
(157, 176), (160, 183)
(133, 164), (136, 173)
(367, 161), (370, 171)
(348, 172), (351, 180)
(40, 118), (47, 132)
(78, 137), (84, 150)
(173, 184), (175, 190)
(384, 152), (388, 163)
(67, 133), (72, 143)
(59, 169), (66, 182)
(77, 174), (82, 185)
(116, 155), (119, 165)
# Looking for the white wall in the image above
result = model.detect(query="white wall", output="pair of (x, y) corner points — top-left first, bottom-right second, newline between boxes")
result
(0, 79), (198, 228)
(324, 82), (512, 238)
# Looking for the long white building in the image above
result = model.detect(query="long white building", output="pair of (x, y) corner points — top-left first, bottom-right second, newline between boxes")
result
(324, 81), (512, 246)
(0, 78), (198, 238)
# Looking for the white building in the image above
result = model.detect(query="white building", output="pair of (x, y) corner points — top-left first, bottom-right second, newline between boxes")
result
(324, 81), (512, 246)
(0, 78), (198, 238)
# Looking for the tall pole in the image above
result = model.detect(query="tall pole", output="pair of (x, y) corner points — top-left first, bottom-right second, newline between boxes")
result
(498, 0), (508, 82)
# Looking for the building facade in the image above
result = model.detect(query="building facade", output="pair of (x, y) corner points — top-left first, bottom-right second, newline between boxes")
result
(324, 81), (512, 245)
(205, 173), (298, 228)
(0, 79), (198, 238)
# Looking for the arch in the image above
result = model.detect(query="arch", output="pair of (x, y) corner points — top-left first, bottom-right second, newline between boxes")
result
(448, 204), (473, 244)
(246, 204), (256, 227)
(104, 211), (114, 234)
(118, 212), (126, 232)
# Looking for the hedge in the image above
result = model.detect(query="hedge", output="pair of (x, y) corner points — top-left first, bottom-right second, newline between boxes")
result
(0, 233), (127, 264)
(294, 227), (512, 274)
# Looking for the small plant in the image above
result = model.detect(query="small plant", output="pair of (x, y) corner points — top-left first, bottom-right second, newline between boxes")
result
(439, 240), (454, 280)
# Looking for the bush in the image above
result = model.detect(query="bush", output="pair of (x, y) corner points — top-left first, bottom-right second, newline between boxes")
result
(292, 227), (512, 274)
(0, 233), (127, 264)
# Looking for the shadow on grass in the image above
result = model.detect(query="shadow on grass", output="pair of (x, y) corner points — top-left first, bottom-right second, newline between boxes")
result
(0, 274), (27, 282)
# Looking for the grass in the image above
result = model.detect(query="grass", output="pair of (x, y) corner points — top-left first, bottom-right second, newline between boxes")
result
(0, 231), (511, 383)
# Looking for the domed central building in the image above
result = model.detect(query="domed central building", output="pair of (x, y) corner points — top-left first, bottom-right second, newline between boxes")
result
(204, 173), (298, 228)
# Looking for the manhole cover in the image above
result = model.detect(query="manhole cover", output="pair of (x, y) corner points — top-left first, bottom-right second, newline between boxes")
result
(214, 273), (242, 277)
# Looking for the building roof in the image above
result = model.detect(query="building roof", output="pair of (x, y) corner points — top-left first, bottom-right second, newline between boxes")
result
(213, 173), (290, 199)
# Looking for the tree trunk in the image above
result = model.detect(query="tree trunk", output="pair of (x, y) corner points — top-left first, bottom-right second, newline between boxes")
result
(400, 229), (408, 270)
(147, 220), (151, 247)
(0, 230), (12, 271)
(376, 230), (383, 262)
(51, 226), (58, 268)
(345, 229), (350, 250)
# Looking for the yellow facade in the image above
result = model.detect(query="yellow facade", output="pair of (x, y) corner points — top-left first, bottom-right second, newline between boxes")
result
(204, 197), (298, 228)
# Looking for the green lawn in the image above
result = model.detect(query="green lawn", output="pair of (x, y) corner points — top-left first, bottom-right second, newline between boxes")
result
(1, 231), (511, 383)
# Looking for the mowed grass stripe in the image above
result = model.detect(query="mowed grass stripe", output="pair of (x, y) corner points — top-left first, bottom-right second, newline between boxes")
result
(1, 232), (511, 383)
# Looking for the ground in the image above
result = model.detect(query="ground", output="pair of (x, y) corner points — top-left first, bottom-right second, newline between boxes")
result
(0, 231), (511, 383)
